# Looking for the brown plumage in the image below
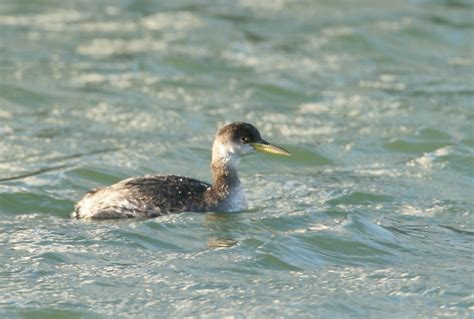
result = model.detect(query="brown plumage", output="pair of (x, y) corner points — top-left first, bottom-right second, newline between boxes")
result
(72, 122), (290, 219)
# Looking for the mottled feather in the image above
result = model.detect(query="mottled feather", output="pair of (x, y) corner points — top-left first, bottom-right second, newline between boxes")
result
(73, 122), (279, 219)
(73, 175), (211, 219)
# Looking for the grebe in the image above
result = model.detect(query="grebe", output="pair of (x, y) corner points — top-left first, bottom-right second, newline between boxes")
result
(73, 122), (290, 219)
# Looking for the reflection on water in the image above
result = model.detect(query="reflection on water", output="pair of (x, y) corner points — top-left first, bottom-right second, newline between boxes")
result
(205, 213), (242, 248)
(207, 237), (238, 248)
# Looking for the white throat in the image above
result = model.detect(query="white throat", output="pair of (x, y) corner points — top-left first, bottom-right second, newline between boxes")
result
(210, 140), (249, 212)
(224, 183), (247, 212)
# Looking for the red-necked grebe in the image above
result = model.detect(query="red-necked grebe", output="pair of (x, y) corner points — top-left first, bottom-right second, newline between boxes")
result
(72, 122), (290, 219)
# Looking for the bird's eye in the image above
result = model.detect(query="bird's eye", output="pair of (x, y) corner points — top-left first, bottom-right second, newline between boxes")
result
(240, 136), (249, 143)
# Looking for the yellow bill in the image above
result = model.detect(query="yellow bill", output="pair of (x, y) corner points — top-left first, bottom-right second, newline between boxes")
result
(251, 140), (291, 156)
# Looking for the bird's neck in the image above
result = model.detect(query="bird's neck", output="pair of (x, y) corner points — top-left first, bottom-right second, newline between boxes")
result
(211, 157), (240, 190)
(205, 142), (247, 212)
(210, 142), (242, 194)
(208, 158), (246, 212)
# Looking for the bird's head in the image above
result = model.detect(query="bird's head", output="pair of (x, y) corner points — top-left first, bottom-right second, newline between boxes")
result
(212, 122), (290, 167)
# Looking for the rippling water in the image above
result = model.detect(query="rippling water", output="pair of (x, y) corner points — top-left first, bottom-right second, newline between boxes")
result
(1, 0), (473, 318)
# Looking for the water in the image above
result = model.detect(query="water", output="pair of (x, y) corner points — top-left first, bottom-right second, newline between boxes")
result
(0, 0), (473, 317)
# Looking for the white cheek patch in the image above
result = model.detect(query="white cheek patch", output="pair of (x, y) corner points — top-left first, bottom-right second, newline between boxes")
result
(240, 144), (256, 156)
(216, 143), (240, 166)
(212, 140), (257, 173)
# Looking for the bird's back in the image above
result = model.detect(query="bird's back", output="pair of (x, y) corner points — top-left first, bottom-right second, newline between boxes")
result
(73, 175), (211, 219)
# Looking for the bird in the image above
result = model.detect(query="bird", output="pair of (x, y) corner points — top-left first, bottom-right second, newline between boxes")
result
(72, 122), (290, 219)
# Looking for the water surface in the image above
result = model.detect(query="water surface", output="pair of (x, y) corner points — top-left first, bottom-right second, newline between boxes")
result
(0, 0), (473, 318)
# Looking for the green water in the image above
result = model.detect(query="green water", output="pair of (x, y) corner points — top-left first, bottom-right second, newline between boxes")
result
(1, 0), (473, 318)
